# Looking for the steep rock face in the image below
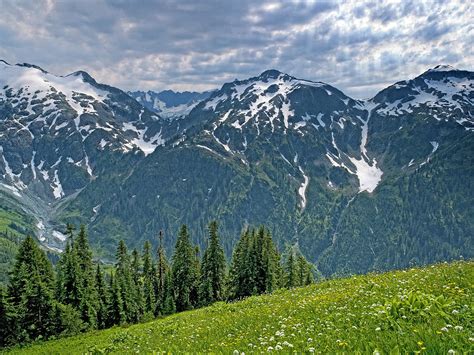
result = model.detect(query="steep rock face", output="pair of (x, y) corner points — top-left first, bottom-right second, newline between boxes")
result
(0, 63), (472, 275)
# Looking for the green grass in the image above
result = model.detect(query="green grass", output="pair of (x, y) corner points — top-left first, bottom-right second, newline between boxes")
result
(6, 261), (474, 354)
(0, 208), (31, 238)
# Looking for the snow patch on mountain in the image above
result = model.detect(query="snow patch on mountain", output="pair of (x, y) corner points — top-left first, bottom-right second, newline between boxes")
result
(298, 165), (309, 209)
(0, 61), (109, 117)
(122, 122), (165, 156)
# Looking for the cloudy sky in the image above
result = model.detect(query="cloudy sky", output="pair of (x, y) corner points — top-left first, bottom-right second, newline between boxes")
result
(0, 0), (472, 98)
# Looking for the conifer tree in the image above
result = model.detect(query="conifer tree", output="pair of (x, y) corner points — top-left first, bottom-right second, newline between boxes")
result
(171, 225), (197, 312)
(131, 248), (144, 322)
(229, 226), (282, 299)
(190, 245), (201, 308)
(7, 236), (55, 342)
(115, 240), (135, 323)
(284, 247), (298, 288)
(107, 272), (124, 325)
(56, 229), (81, 308)
(155, 231), (170, 315)
(228, 228), (252, 299)
(284, 245), (314, 288)
(0, 287), (12, 346)
(162, 270), (176, 315)
(75, 225), (98, 329)
(95, 264), (109, 329)
(142, 241), (156, 315)
(199, 221), (226, 305)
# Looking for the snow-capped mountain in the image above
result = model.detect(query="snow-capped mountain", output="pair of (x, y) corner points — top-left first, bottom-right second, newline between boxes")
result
(372, 65), (473, 130)
(0, 63), (472, 276)
(184, 69), (381, 194)
(128, 89), (213, 119)
(0, 61), (190, 247)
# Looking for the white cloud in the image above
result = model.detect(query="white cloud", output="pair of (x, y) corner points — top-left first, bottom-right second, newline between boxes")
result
(0, 0), (472, 98)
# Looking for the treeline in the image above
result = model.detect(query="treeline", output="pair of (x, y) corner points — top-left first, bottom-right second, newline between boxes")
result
(0, 222), (314, 347)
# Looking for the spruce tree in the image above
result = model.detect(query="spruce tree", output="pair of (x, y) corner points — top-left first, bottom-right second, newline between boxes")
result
(190, 245), (201, 308)
(155, 231), (169, 315)
(75, 225), (98, 329)
(228, 228), (252, 299)
(107, 272), (124, 325)
(7, 236), (55, 342)
(56, 229), (81, 308)
(131, 248), (144, 322)
(229, 226), (282, 299)
(0, 287), (12, 346)
(142, 241), (156, 316)
(115, 240), (135, 323)
(171, 225), (197, 312)
(199, 221), (226, 306)
(284, 247), (298, 288)
(162, 270), (176, 315)
(95, 264), (109, 329)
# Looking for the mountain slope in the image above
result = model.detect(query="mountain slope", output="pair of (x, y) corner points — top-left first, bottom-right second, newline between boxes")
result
(60, 67), (473, 274)
(8, 261), (473, 354)
(1, 63), (472, 275)
(0, 61), (186, 248)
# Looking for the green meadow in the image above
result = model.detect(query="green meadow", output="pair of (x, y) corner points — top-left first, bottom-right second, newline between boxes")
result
(6, 261), (473, 354)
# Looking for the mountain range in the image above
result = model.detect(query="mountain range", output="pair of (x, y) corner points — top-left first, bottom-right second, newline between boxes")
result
(0, 60), (472, 276)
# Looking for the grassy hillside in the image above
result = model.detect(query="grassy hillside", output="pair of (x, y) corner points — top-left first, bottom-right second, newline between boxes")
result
(6, 261), (473, 354)
(0, 199), (35, 284)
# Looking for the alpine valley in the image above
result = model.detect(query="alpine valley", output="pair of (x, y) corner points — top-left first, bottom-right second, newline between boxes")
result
(0, 61), (473, 278)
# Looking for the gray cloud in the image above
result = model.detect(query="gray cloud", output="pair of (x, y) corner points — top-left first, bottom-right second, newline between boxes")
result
(0, 0), (472, 98)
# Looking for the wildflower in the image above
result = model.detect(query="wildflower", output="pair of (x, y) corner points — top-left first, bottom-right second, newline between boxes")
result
(441, 327), (449, 332)
(275, 345), (282, 351)
(282, 341), (293, 348)
(375, 327), (381, 331)
(448, 350), (455, 355)
(307, 338), (313, 342)
(454, 326), (463, 331)
(308, 348), (315, 353)
(233, 351), (239, 355)
(267, 346), (274, 352)
(452, 309), (459, 315)
(469, 337), (474, 342)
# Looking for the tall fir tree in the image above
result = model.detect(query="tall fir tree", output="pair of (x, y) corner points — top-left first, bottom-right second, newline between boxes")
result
(7, 236), (55, 343)
(131, 248), (144, 322)
(0, 286), (12, 346)
(171, 225), (198, 312)
(95, 264), (109, 329)
(55, 229), (81, 308)
(155, 231), (170, 315)
(107, 272), (124, 326)
(228, 226), (282, 299)
(284, 248), (298, 288)
(199, 221), (226, 306)
(228, 228), (252, 299)
(142, 241), (156, 315)
(75, 225), (99, 329)
(115, 240), (136, 323)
